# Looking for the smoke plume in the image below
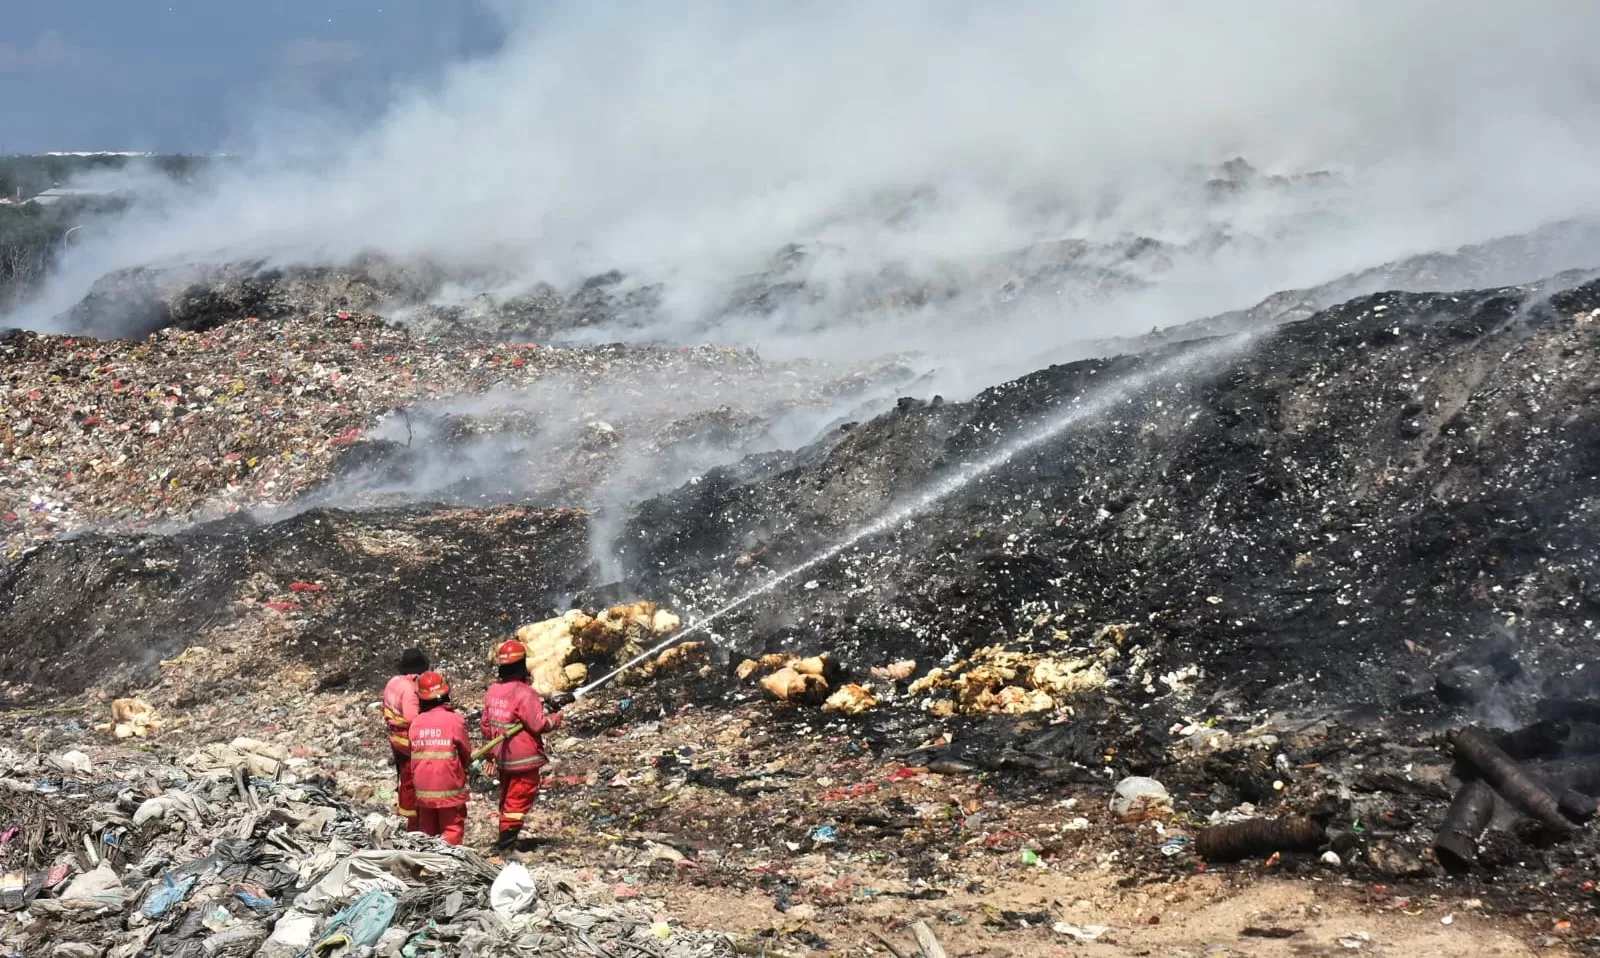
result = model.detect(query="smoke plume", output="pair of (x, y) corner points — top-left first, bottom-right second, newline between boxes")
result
(14, 1), (1600, 383)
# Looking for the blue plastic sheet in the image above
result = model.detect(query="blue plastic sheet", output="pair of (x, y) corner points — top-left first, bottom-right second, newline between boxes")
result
(140, 873), (197, 919)
(308, 888), (397, 954)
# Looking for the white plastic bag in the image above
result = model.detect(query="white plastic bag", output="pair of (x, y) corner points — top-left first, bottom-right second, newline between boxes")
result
(489, 862), (538, 921)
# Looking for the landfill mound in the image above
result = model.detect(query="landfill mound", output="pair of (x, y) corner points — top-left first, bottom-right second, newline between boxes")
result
(10, 273), (1600, 720)
(0, 310), (903, 556)
(623, 273), (1600, 718)
(0, 505), (592, 698)
(12, 223), (1600, 953)
(0, 743), (738, 957)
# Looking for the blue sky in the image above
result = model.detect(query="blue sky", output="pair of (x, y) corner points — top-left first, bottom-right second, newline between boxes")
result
(0, 0), (506, 153)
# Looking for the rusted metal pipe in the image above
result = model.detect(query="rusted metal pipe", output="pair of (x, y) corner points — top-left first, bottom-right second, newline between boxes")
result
(1194, 816), (1324, 863)
(1448, 726), (1573, 834)
(1433, 779), (1495, 870)
(1559, 789), (1599, 823)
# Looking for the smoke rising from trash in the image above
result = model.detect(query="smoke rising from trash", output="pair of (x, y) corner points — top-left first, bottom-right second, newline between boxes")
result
(10, 0), (1600, 561)
(14, 1), (1600, 370)
(288, 361), (921, 578)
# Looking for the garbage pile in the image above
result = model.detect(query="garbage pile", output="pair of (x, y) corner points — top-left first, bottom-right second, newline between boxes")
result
(0, 313), (898, 557)
(623, 274), (1600, 723)
(0, 743), (736, 957)
(513, 602), (687, 694)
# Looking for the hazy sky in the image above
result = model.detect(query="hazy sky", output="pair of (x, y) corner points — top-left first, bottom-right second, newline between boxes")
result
(0, 0), (505, 153)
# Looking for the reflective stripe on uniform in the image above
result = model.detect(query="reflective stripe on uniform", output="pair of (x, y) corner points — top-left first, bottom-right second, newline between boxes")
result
(499, 756), (546, 771)
(416, 787), (468, 800)
(501, 811), (525, 820)
(411, 750), (456, 761)
(390, 734), (410, 749)
(397, 807), (417, 818)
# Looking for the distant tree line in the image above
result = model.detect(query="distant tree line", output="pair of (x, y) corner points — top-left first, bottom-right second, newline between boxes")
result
(0, 154), (213, 315)
(0, 199), (123, 314)
(0, 153), (213, 201)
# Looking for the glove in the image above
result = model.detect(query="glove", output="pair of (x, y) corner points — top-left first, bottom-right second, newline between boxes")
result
(547, 691), (575, 712)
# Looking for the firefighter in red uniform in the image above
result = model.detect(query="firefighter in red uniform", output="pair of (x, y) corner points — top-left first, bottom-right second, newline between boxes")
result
(483, 639), (572, 851)
(408, 671), (472, 845)
(381, 648), (429, 831)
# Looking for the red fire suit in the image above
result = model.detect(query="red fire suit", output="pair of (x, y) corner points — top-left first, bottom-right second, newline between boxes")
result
(381, 673), (421, 830)
(482, 680), (562, 834)
(409, 704), (471, 845)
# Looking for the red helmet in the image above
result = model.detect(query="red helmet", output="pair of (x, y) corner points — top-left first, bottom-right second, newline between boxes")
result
(495, 639), (527, 665)
(416, 671), (450, 701)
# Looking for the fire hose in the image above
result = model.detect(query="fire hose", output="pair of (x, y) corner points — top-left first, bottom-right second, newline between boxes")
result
(468, 634), (686, 778)
(471, 722), (523, 763)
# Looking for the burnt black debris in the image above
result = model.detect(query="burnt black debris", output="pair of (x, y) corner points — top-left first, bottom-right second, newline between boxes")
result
(1434, 779), (1496, 870)
(10, 274), (1600, 722)
(624, 276), (1600, 718)
(1450, 727), (1573, 834)
(0, 506), (590, 696)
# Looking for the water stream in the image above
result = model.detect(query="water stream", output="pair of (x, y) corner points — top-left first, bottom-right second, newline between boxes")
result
(575, 333), (1251, 698)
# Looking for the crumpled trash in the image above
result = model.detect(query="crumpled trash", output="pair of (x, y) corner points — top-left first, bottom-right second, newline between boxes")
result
(1054, 922), (1109, 942)
(490, 862), (539, 921)
(260, 909), (318, 957)
(140, 872), (197, 918)
(233, 885), (276, 911)
(58, 863), (126, 912)
(513, 602), (684, 693)
(760, 666), (829, 703)
(1109, 776), (1172, 821)
(293, 850), (457, 915)
(312, 888), (397, 952)
(822, 683), (878, 714)
(95, 698), (162, 739)
(50, 750), (92, 776)
(201, 922), (266, 956)
(870, 659), (918, 682)
(201, 904), (234, 932)
(182, 738), (288, 779)
(133, 789), (209, 828)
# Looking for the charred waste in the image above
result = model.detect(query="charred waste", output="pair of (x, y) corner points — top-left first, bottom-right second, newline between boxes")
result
(9, 221), (1600, 953)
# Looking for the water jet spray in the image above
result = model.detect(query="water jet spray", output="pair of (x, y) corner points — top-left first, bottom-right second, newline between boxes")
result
(572, 334), (1252, 701)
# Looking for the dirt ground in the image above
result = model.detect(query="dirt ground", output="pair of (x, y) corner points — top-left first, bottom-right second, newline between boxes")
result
(12, 636), (1583, 958)
(494, 708), (1575, 958)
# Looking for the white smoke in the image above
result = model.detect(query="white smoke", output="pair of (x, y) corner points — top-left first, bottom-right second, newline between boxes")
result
(14, 0), (1600, 382)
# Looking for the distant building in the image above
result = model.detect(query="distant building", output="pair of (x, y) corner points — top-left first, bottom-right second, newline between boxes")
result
(25, 187), (119, 206)
(37, 151), (153, 158)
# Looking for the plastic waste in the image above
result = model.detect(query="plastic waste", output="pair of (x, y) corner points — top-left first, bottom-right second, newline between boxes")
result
(50, 750), (92, 775)
(314, 887), (398, 951)
(262, 909), (316, 954)
(140, 873), (197, 919)
(233, 886), (275, 911)
(490, 862), (539, 921)
(202, 904), (233, 932)
(1054, 922), (1109, 942)
(1109, 776), (1171, 820)
(293, 850), (452, 914)
(132, 790), (208, 828)
(201, 923), (266, 956)
(58, 863), (125, 911)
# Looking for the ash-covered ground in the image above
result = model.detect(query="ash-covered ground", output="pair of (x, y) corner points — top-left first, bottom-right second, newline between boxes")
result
(625, 274), (1600, 722)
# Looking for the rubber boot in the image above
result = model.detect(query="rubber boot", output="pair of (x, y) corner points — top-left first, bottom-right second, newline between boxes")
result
(496, 829), (519, 852)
